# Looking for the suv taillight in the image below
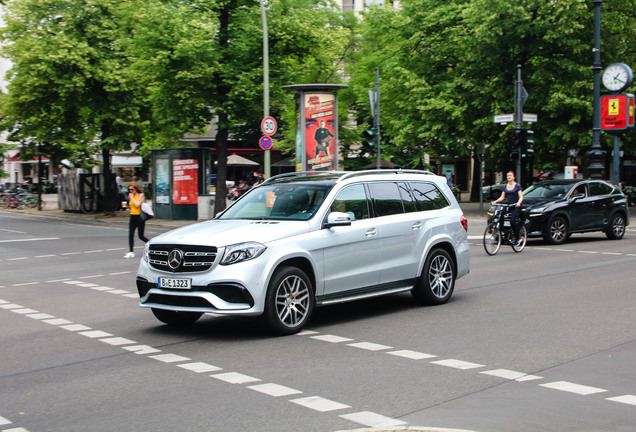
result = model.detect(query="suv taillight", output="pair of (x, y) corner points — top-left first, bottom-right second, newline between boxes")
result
(461, 216), (468, 231)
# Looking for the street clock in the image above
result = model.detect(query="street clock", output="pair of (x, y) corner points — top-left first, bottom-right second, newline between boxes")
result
(602, 63), (633, 92)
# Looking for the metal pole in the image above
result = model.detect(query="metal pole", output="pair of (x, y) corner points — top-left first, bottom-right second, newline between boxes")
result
(588, 0), (604, 179)
(375, 67), (381, 169)
(260, 0), (271, 179)
(613, 135), (620, 184)
(515, 65), (523, 182)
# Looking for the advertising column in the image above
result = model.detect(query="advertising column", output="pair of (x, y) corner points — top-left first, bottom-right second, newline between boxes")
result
(172, 159), (199, 205)
(282, 84), (348, 172)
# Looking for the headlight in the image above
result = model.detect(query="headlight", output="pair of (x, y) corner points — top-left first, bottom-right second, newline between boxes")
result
(143, 242), (150, 262)
(220, 242), (267, 265)
(529, 205), (550, 213)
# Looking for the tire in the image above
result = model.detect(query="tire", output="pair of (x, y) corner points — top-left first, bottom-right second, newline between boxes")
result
(606, 213), (626, 240)
(151, 308), (203, 326)
(544, 216), (568, 245)
(263, 266), (314, 335)
(412, 248), (455, 305)
(81, 197), (97, 214)
(512, 225), (527, 253)
(483, 223), (502, 256)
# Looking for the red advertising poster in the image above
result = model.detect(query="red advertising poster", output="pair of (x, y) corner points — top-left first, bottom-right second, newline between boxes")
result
(172, 159), (199, 204)
(601, 94), (628, 132)
(304, 93), (337, 171)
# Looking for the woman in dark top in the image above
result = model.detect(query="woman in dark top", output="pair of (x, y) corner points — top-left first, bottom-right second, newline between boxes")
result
(492, 170), (524, 243)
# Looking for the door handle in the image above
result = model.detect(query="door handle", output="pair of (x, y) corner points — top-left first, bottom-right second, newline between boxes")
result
(365, 228), (377, 237)
(412, 222), (422, 230)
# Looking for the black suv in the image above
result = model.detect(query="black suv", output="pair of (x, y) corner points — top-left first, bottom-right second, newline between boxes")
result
(523, 179), (630, 244)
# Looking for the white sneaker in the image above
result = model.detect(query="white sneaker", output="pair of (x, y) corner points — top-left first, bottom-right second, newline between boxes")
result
(124, 252), (135, 259)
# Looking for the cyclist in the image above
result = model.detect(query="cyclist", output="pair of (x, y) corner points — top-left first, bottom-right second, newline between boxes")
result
(492, 170), (524, 244)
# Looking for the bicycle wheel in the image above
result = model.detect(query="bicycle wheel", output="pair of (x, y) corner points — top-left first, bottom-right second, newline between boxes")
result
(483, 223), (501, 256)
(81, 197), (97, 214)
(511, 226), (527, 253)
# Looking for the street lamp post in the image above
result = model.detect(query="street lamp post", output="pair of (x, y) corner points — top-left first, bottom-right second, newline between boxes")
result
(588, 0), (605, 180)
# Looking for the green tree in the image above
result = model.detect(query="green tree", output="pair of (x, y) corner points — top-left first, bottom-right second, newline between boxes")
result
(348, 0), (636, 186)
(0, 0), (153, 209)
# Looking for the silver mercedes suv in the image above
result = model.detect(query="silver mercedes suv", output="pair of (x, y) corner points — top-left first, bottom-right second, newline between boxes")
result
(136, 170), (470, 335)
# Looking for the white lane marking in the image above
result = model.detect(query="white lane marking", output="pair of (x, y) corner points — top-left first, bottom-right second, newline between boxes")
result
(481, 369), (534, 380)
(79, 275), (103, 279)
(515, 374), (544, 382)
(0, 415), (12, 425)
(387, 350), (436, 360)
(0, 304), (23, 310)
(339, 411), (407, 428)
(539, 381), (607, 395)
(297, 330), (319, 336)
(107, 289), (131, 295)
(348, 342), (393, 351)
(248, 383), (303, 397)
(290, 396), (350, 412)
(60, 252), (81, 256)
(11, 308), (38, 315)
(79, 330), (112, 339)
(6, 257), (28, 261)
(148, 353), (191, 363)
(90, 286), (114, 291)
(606, 395), (636, 406)
(310, 334), (354, 343)
(431, 359), (485, 370)
(3, 427), (30, 432)
(177, 362), (222, 373)
(83, 250), (104, 254)
(100, 337), (136, 346)
(35, 254), (56, 258)
(11, 282), (38, 287)
(210, 372), (260, 384)
(26, 313), (55, 320)
(60, 324), (92, 332)
(123, 345), (161, 355)
(43, 318), (72, 325)
(0, 228), (27, 234)
(0, 237), (59, 243)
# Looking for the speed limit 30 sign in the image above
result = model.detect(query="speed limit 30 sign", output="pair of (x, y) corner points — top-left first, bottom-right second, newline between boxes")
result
(261, 116), (277, 136)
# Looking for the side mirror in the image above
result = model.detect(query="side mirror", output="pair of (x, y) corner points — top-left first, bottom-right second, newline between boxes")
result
(323, 211), (351, 228)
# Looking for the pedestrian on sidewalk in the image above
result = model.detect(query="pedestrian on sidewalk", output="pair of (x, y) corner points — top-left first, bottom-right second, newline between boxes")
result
(123, 182), (149, 258)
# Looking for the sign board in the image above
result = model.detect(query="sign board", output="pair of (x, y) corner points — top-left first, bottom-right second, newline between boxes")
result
(601, 94), (634, 135)
(494, 114), (514, 124)
(261, 116), (277, 136)
(523, 113), (538, 123)
(259, 136), (273, 150)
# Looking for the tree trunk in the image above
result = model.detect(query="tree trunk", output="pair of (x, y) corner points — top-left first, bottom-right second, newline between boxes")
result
(214, 125), (229, 216)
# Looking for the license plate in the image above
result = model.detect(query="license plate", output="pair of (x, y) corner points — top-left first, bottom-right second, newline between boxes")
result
(503, 221), (510, 227)
(158, 277), (191, 289)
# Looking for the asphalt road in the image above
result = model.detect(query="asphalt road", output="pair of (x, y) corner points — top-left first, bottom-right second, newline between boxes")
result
(1, 209), (635, 432)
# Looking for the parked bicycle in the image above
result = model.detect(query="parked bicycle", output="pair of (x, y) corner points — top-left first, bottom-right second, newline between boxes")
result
(483, 203), (527, 255)
(0, 188), (43, 209)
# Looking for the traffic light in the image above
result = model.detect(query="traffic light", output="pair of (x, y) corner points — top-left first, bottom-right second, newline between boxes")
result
(522, 129), (534, 158)
(511, 127), (526, 151)
(362, 127), (377, 148)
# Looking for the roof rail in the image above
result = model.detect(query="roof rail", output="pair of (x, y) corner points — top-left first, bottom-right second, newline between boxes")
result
(338, 169), (436, 182)
(261, 171), (345, 185)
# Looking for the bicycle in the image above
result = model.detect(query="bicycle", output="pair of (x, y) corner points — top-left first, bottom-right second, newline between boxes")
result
(483, 203), (527, 255)
(81, 187), (124, 214)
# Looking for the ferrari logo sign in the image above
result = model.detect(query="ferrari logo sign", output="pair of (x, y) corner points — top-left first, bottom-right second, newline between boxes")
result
(601, 94), (634, 135)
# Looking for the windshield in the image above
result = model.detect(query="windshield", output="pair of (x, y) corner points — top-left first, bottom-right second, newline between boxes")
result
(523, 183), (573, 201)
(218, 184), (332, 221)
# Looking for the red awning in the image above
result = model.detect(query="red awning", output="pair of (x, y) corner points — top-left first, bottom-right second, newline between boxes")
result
(7, 154), (50, 163)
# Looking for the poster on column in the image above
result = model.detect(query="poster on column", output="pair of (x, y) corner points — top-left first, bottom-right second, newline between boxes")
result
(172, 159), (199, 204)
(305, 93), (337, 171)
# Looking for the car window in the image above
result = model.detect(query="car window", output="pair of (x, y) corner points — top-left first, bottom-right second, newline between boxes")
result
(410, 182), (449, 210)
(524, 184), (567, 199)
(589, 182), (613, 196)
(367, 182), (404, 216)
(570, 184), (588, 197)
(398, 182), (418, 213)
(329, 184), (370, 221)
(220, 184), (330, 220)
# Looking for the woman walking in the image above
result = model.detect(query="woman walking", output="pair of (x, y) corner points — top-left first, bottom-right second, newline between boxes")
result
(124, 182), (149, 258)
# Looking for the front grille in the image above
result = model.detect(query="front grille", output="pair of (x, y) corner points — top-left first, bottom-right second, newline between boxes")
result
(149, 244), (218, 273)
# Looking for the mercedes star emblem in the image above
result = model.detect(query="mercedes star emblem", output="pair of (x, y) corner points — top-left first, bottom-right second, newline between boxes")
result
(168, 249), (183, 270)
